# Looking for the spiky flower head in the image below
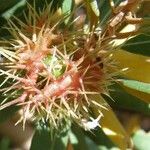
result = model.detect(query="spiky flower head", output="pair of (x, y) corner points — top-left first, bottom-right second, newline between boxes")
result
(0, 1), (114, 132)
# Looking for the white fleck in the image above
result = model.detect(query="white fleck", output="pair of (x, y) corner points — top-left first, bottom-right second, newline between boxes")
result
(82, 113), (103, 130)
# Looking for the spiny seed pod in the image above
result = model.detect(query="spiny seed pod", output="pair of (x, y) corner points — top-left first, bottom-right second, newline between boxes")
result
(0, 2), (114, 131)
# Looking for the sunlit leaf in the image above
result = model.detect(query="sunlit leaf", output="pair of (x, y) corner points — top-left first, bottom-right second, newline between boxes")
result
(121, 85), (150, 104)
(92, 95), (131, 149)
(62, 0), (73, 14)
(62, 0), (73, 23)
(119, 79), (150, 94)
(112, 50), (150, 83)
(84, 0), (100, 28)
(118, 79), (150, 103)
(107, 84), (150, 115)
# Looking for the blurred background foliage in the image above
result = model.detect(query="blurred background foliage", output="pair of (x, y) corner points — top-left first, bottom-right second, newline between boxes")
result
(0, 0), (150, 150)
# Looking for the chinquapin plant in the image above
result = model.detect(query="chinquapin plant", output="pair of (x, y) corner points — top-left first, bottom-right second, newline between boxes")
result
(0, 0), (149, 149)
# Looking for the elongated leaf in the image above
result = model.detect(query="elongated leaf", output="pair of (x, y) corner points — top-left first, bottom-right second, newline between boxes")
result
(119, 79), (150, 94)
(85, 126), (117, 149)
(71, 126), (99, 150)
(30, 129), (52, 150)
(62, 0), (73, 14)
(30, 128), (69, 150)
(112, 50), (150, 83)
(91, 95), (131, 150)
(99, 0), (122, 26)
(0, 0), (22, 14)
(122, 34), (150, 56)
(72, 125), (120, 149)
(107, 84), (150, 115)
(123, 86), (150, 104)
(84, 0), (100, 28)
(62, 0), (73, 24)
(88, 0), (100, 17)
(118, 79), (150, 103)
(139, 18), (150, 35)
(71, 126), (90, 150)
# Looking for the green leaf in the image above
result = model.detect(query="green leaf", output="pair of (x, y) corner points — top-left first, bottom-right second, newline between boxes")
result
(132, 130), (150, 150)
(30, 125), (69, 150)
(84, 136), (99, 150)
(0, 0), (26, 27)
(118, 79), (150, 103)
(90, 0), (100, 16)
(123, 86), (150, 104)
(30, 129), (52, 150)
(62, 0), (73, 14)
(119, 79), (150, 94)
(98, 0), (122, 26)
(0, 137), (10, 150)
(1, 0), (25, 19)
(0, 0), (22, 14)
(122, 34), (150, 56)
(0, 106), (18, 123)
(71, 125), (99, 150)
(27, 0), (63, 11)
(139, 18), (150, 35)
(98, 0), (111, 26)
(71, 125), (120, 150)
(106, 84), (150, 115)
(92, 95), (131, 149)
(71, 125), (90, 150)
(84, 0), (100, 28)
(62, 0), (73, 24)
(85, 127), (116, 149)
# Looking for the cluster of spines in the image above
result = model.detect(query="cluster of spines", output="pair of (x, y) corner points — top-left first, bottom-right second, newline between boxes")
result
(0, 2), (111, 131)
